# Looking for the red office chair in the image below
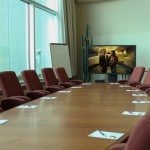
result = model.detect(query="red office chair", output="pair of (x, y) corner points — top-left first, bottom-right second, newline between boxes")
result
(0, 71), (47, 100)
(145, 87), (150, 95)
(55, 67), (83, 86)
(109, 143), (126, 150)
(1, 97), (25, 111)
(117, 66), (145, 86)
(109, 112), (150, 150)
(21, 70), (62, 93)
(135, 68), (150, 91)
(0, 71), (46, 110)
(41, 68), (74, 89)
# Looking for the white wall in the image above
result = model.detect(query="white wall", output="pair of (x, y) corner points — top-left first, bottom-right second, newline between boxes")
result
(76, 0), (150, 69)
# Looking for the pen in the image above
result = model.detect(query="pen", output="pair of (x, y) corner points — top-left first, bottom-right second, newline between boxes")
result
(128, 111), (133, 114)
(99, 131), (107, 137)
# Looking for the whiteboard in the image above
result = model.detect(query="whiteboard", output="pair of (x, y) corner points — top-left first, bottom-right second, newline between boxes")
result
(50, 43), (72, 78)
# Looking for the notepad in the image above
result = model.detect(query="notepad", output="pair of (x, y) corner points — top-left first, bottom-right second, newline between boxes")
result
(132, 100), (150, 104)
(122, 111), (146, 116)
(88, 130), (124, 140)
(58, 90), (71, 93)
(0, 119), (8, 124)
(16, 105), (37, 109)
(82, 83), (91, 85)
(126, 89), (140, 92)
(40, 96), (57, 100)
(109, 83), (120, 85)
(119, 85), (130, 88)
(71, 86), (82, 89)
(132, 93), (147, 97)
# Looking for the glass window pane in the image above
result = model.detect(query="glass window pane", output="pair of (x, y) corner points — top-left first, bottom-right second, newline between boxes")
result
(0, 0), (28, 75)
(35, 7), (58, 74)
(0, 0), (65, 77)
(35, 0), (58, 11)
(0, 0), (8, 71)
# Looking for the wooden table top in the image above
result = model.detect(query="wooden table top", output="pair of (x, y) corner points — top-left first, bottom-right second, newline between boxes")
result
(0, 83), (150, 150)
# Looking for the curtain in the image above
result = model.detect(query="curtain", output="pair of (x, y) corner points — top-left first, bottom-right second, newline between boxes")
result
(63, 0), (77, 76)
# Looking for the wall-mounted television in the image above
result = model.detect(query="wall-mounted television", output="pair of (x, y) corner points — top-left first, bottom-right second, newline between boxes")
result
(88, 45), (136, 74)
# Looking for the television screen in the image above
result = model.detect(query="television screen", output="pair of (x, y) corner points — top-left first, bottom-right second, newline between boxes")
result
(88, 45), (136, 74)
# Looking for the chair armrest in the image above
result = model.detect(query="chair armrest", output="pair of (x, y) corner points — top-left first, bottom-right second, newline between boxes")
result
(117, 80), (128, 84)
(10, 95), (31, 102)
(45, 86), (62, 93)
(71, 80), (83, 85)
(59, 83), (74, 88)
(145, 88), (150, 94)
(108, 143), (126, 150)
(26, 90), (49, 100)
(128, 81), (141, 87)
(138, 85), (150, 91)
(1, 97), (25, 110)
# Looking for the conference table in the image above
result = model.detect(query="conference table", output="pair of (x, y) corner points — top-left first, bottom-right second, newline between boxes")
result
(0, 83), (150, 150)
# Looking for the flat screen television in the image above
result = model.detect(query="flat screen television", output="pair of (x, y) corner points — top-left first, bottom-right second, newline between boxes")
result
(88, 45), (136, 74)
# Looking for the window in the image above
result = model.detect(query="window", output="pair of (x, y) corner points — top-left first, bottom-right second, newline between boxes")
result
(35, 7), (58, 74)
(0, 0), (65, 76)
(0, 0), (28, 75)
(35, 0), (58, 11)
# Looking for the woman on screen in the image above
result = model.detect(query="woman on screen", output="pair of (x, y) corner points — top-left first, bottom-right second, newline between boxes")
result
(108, 50), (118, 82)
(109, 50), (118, 73)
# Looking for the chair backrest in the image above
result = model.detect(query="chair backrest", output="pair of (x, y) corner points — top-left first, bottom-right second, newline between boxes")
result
(125, 112), (150, 150)
(41, 68), (58, 86)
(0, 71), (24, 97)
(128, 66), (145, 83)
(21, 70), (43, 91)
(142, 68), (150, 85)
(55, 67), (70, 83)
(109, 113), (150, 150)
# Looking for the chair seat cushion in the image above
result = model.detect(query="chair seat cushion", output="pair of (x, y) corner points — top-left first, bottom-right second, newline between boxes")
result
(1, 98), (25, 110)
(45, 86), (64, 93)
(71, 80), (83, 85)
(10, 96), (31, 102)
(26, 90), (49, 100)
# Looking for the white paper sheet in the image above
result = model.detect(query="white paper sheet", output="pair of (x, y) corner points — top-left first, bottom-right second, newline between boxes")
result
(109, 83), (120, 85)
(58, 90), (71, 93)
(40, 96), (57, 100)
(132, 93), (147, 97)
(82, 83), (91, 85)
(0, 119), (8, 124)
(132, 100), (150, 104)
(71, 86), (82, 89)
(126, 89), (140, 92)
(16, 105), (37, 109)
(119, 85), (130, 88)
(122, 111), (146, 116)
(88, 130), (124, 140)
